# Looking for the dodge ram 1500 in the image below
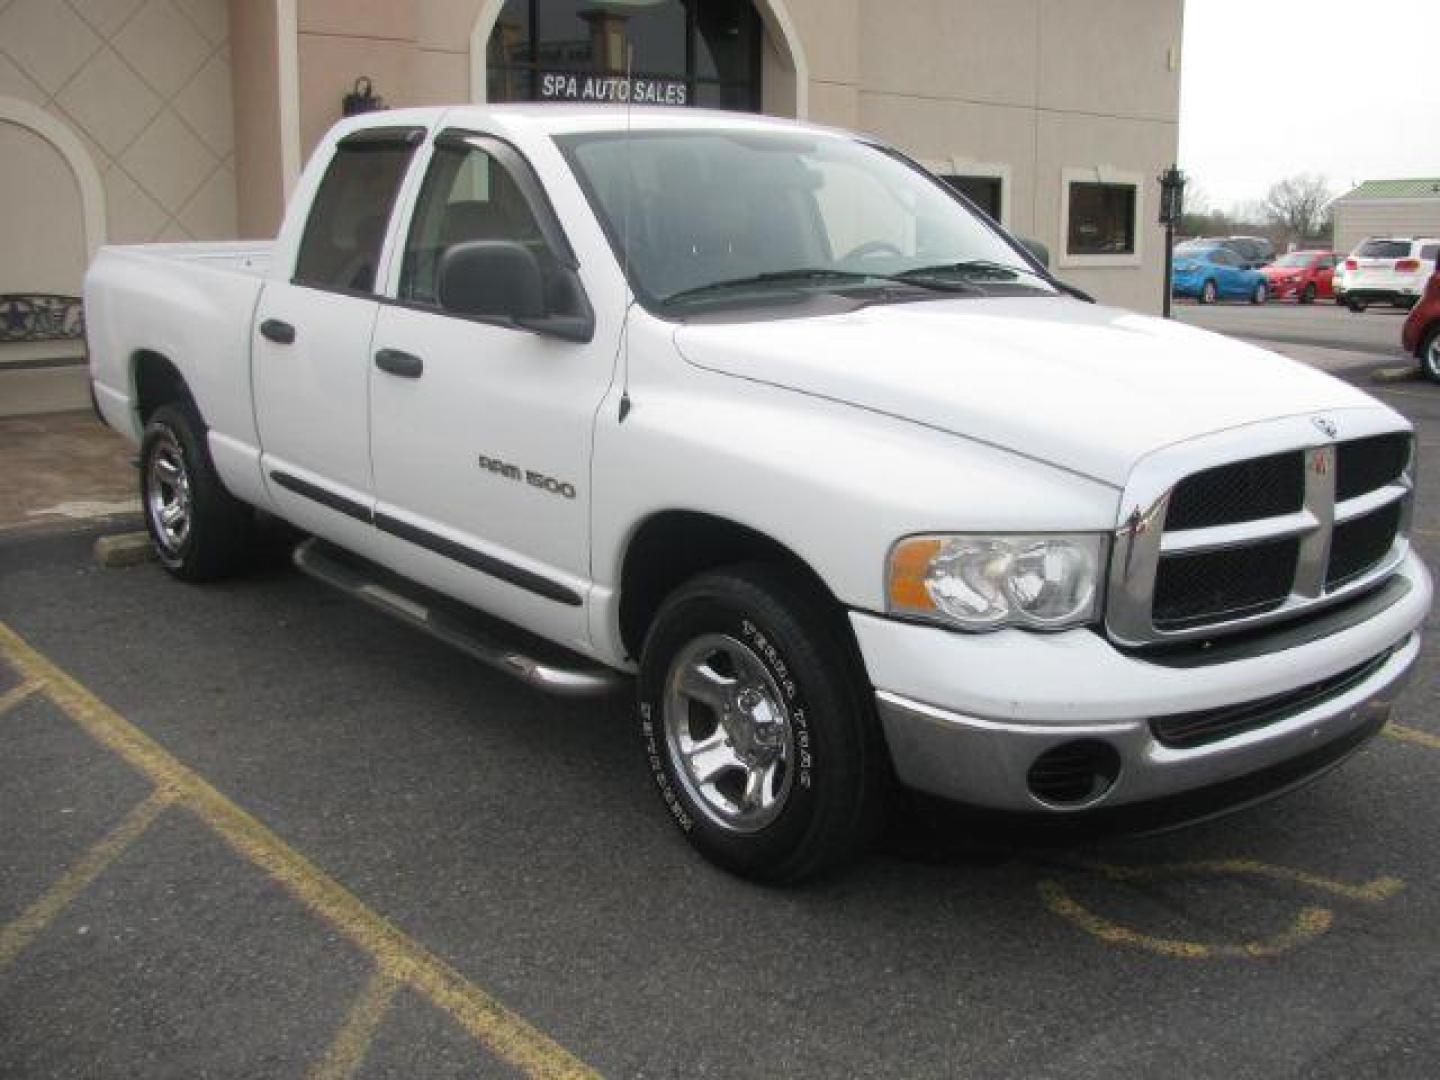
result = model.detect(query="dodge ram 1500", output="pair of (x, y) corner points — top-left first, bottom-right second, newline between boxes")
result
(85, 105), (1431, 881)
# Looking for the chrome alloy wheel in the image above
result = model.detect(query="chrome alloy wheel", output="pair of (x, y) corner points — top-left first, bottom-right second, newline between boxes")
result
(146, 432), (192, 556)
(663, 633), (795, 833)
(1426, 333), (1440, 381)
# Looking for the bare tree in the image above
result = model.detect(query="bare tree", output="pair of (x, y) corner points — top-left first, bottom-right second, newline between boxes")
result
(1262, 174), (1333, 241)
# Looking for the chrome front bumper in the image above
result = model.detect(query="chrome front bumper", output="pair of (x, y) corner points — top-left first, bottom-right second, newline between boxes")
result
(856, 552), (1430, 816)
(874, 634), (1416, 814)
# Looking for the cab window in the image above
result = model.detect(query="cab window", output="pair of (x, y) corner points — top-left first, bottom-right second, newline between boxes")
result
(294, 131), (420, 293)
(400, 140), (548, 306)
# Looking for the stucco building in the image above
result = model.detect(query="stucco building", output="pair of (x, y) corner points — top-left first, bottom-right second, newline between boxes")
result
(1, 0), (1183, 411)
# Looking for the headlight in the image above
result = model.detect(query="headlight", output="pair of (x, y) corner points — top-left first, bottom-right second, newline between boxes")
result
(887, 534), (1107, 631)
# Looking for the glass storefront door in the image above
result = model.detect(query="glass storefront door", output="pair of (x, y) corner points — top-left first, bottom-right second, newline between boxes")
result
(486, 0), (762, 112)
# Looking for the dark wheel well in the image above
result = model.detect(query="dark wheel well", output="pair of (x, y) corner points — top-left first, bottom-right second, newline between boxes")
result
(618, 511), (840, 661)
(133, 351), (193, 424)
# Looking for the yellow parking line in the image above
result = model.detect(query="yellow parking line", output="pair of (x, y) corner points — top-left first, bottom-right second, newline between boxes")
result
(0, 680), (40, 716)
(1038, 880), (1334, 960)
(0, 786), (175, 972)
(1385, 722), (1440, 751)
(1075, 858), (1404, 903)
(0, 621), (599, 1080)
(309, 969), (402, 1080)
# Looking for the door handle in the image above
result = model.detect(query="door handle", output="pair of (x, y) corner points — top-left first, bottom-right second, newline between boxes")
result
(259, 318), (295, 344)
(375, 348), (423, 378)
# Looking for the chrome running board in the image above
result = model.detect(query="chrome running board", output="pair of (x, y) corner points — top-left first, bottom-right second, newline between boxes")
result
(293, 538), (627, 698)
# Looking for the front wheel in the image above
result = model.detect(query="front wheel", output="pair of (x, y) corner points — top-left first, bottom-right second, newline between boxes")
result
(1250, 282), (1268, 305)
(140, 402), (256, 580)
(1348, 297), (1368, 313)
(637, 565), (888, 883)
(1421, 326), (1440, 383)
(1300, 283), (1317, 304)
(1199, 280), (1218, 305)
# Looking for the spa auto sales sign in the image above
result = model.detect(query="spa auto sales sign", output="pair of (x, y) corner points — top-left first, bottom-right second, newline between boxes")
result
(539, 72), (689, 106)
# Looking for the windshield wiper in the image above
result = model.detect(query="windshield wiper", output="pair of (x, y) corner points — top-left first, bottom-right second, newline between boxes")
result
(894, 259), (1040, 283)
(662, 269), (878, 305)
(661, 267), (977, 305)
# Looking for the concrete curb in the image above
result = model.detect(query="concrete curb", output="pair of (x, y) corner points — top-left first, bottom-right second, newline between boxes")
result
(1371, 366), (1420, 384)
(94, 532), (156, 568)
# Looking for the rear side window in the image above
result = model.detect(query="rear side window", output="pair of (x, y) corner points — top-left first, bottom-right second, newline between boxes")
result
(294, 130), (422, 293)
(1421, 244), (1439, 261)
(1357, 240), (1411, 259)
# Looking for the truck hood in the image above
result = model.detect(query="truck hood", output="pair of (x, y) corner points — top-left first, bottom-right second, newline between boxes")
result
(672, 296), (1376, 486)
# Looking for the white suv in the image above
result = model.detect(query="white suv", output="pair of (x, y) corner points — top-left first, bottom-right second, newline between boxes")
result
(1340, 237), (1440, 311)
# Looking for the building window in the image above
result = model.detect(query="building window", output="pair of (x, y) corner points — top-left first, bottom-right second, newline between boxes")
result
(486, 0), (762, 112)
(940, 175), (1003, 223)
(1066, 182), (1135, 255)
(1059, 168), (1143, 267)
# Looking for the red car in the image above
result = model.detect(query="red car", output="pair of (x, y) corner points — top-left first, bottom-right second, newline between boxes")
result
(1260, 250), (1338, 303)
(1401, 270), (1440, 381)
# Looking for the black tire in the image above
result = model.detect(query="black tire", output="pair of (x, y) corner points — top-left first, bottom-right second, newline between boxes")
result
(1250, 281), (1268, 305)
(637, 564), (888, 883)
(1300, 283), (1316, 304)
(1199, 280), (1218, 305)
(1348, 297), (1368, 313)
(140, 402), (256, 581)
(1421, 325), (1440, 384)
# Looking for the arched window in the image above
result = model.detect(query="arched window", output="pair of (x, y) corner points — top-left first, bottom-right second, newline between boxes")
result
(486, 0), (762, 111)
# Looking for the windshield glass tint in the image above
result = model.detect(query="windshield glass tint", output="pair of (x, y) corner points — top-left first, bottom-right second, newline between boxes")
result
(556, 129), (1051, 307)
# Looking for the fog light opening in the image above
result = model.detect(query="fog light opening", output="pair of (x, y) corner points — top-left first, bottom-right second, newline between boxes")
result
(1027, 739), (1122, 808)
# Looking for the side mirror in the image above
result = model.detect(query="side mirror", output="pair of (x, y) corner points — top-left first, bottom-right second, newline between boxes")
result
(1019, 237), (1051, 270)
(438, 240), (594, 343)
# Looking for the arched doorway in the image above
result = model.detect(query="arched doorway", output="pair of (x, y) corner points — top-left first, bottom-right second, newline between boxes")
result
(469, 0), (807, 118)
(0, 97), (105, 379)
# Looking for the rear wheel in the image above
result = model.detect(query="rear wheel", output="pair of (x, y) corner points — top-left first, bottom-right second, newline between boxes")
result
(140, 402), (256, 580)
(1421, 326), (1440, 383)
(1347, 297), (1368, 313)
(1250, 281), (1268, 305)
(1199, 280), (1218, 305)
(1300, 283), (1317, 304)
(637, 564), (888, 883)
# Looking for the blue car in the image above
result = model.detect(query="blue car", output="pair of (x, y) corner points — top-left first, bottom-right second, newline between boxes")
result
(1171, 242), (1269, 305)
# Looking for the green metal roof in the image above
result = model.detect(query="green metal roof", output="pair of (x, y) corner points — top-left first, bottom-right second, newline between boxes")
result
(1336, 178), (1440, 201)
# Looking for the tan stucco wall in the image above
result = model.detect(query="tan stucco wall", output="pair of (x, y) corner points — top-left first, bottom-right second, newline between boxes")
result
(229, 0), (286, 238)
(0, 0), (237, 264)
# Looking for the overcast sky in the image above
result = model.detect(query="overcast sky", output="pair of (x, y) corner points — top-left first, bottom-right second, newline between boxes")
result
(1179, 0), (1440, 211)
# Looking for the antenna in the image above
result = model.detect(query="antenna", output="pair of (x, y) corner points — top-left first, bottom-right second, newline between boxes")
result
(617, 41), (635, 423)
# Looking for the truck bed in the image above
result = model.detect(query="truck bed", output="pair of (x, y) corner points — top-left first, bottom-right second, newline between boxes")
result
(102, 240), (274, 279)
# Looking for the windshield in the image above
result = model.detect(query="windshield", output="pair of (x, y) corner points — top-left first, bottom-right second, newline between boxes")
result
(555, 128), (1054, 311)
(1274, 252), (1316, 267)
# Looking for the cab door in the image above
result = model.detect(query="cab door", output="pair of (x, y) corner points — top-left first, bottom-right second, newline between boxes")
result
(252, 127), (422, 542)
(367, 132), (616, 649)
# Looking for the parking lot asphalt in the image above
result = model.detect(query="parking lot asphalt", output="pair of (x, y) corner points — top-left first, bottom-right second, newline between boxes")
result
(4, 342), (1440, 1078)
(1176, 298), (1412, 357)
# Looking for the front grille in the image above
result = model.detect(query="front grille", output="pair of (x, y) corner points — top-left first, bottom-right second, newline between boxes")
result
(1153, 537), (1299, 630)
(1336, 433), (1410, 501)
(1108, 423), (1413, 645)
(1165, 451), (1304, 530)
(1151, 648), (1394, 749)
(1327, 502), (1403, 589)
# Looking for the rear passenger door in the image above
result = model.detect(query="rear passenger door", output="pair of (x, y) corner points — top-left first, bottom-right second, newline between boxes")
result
(253, 127), (422, 541)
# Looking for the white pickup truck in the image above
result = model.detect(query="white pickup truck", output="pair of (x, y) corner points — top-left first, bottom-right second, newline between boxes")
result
(86, 105), (1430, 882)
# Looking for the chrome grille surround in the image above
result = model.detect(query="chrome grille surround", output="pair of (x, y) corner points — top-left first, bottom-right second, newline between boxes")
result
(1107, 409), (1414, 647)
